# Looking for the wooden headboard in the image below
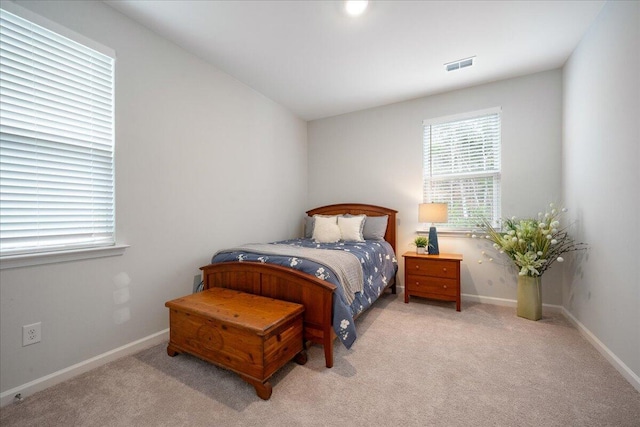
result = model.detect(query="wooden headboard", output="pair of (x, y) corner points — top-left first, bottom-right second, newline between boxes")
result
(306, 203), (398, 254)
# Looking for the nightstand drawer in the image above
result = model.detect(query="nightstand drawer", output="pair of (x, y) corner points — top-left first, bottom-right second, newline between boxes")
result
(406, 275), (458, 297)
(405, 258), (458, 279)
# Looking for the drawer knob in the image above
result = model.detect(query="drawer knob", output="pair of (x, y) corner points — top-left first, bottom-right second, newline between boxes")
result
(415, 281), (419, 285)
(443, 268), (447, 272)
(415, 265), (419, 269)
(443, 285), (447, 289)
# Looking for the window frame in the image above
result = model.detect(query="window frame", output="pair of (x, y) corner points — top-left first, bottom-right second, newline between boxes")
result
(422, 107), (502, 232)
(0, 3), (123, 267)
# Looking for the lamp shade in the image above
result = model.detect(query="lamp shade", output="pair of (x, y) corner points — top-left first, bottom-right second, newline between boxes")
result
(419, 203), (448, 223)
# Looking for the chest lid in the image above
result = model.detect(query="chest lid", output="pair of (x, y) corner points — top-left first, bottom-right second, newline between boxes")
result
(166, 287), (304, 336)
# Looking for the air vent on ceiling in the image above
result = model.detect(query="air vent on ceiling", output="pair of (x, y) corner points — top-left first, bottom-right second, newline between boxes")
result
(445, 57), (475, 72)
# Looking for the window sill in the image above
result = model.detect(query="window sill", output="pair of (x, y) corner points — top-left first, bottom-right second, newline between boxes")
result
(0, 244), (130, 270)
(416, 229), (475, 237)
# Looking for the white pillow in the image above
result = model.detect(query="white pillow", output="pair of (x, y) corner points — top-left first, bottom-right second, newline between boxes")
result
(338, 215), (365, 242)
(312, 215), (341, 243)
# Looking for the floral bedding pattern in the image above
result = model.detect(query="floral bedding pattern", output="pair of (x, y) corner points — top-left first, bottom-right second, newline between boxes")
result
(211, 238), (398, 349)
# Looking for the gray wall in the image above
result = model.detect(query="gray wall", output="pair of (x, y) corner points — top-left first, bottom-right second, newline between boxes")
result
(562, 1), (639, 382)
(0, 0), (307, 395)
(308, 70), (565, 305)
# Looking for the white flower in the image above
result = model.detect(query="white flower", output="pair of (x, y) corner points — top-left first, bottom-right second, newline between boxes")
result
(546, 234), (552, 239)
(512, 237), (518, 242)
(478, 260), (483, 264)
(340, 319), (350, 329)
(549, 203), (555, 208)
(315, 267), (328, 280)
(551, 239), (558, 245)
(562, 208), (568, 212)
(557, 257), (564, 262)
(471, 234), (477, 238)
(537, 251), (543, 256)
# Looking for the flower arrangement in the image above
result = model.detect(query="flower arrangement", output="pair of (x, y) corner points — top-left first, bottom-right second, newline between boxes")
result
(473, 203), (586, 277)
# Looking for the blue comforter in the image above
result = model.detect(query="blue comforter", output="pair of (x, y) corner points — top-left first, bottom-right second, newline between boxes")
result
(211, 238), (397, 349)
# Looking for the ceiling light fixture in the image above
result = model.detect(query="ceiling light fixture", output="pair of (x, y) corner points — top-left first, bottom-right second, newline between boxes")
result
(444, 56), (475, 72)
(345, 1), (368, 17)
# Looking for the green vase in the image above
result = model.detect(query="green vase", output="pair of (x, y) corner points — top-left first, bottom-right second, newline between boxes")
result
(517, 275), (542, 320)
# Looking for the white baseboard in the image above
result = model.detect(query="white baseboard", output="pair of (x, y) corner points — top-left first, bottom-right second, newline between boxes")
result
(461, 293), (564, 312)
(560, 308), (640, 393)
(462, 293), (516, 307)
(0, 329), (169, 407)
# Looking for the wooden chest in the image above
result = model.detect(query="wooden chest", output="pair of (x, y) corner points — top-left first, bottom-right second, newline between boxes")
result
(165, 287), (306, 400)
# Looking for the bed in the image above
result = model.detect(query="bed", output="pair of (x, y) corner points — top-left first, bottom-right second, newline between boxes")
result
(200, 203), (398, 368)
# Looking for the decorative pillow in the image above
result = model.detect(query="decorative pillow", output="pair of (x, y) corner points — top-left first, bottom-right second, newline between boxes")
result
(312, 215), (341, 243)
(363, 215), (388, 240)
(304, 215), (315, 238)
(338, 215), (366, 242)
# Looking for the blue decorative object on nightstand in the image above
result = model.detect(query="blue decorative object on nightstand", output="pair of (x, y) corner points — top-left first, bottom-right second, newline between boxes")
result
(428, 226), (440, 255)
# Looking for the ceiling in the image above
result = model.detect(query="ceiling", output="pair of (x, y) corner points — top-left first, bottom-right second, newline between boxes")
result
(104, 0), (605, 121)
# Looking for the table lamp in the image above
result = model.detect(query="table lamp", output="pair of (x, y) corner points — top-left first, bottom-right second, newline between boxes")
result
(419, 203), (448, 255)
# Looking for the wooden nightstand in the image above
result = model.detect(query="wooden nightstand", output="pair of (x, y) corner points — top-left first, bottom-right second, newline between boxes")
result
(402, 252), (463, 311)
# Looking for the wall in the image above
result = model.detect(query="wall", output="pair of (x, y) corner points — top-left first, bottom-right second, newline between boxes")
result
(563, 1), (639, 384)
(0, 0), (307, 398)
(308, 70), (564, 305)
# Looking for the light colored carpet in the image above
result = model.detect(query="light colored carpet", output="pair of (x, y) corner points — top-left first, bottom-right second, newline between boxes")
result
(2, 294), (639, 426)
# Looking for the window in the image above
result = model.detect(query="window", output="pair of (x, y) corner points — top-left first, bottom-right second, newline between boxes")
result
(423, 108), (501, 230)
(0, 8), (115, 256)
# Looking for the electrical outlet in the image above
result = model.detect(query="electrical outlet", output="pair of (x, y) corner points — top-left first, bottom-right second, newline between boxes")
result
(22, 322), (41, 346)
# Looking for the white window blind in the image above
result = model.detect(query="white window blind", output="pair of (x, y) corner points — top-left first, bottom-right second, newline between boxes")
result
(423, 109), (501, 230)
(0, 8), (115, 256)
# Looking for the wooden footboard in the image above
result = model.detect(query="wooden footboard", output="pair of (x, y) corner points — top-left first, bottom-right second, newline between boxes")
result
(201, 262), (338, 368)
